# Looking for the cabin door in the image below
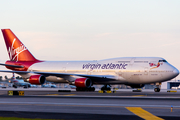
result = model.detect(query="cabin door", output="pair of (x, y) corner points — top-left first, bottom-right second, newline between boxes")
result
(144, 67), (148, 75)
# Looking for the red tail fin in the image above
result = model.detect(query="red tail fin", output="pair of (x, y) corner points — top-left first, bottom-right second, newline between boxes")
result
(1, 29), (37, 61)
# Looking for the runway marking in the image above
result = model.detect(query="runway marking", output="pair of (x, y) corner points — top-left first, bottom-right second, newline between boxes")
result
(126, 107), (164, 120)
(45, 94), (76, 96)
(0, 117), (58, 120)
(46, 94), (59, 96)
(1, 102), (180, 111)
(132, 95), (146, 97)
(63, 94), (76, 96)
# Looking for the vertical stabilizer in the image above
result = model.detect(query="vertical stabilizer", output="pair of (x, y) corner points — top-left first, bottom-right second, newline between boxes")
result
(1, 29), (37, 61)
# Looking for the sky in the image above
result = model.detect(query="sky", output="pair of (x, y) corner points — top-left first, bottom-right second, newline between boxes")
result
(0, 0), (180, 79)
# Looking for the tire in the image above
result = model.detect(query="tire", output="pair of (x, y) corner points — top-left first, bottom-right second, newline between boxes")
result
(107, 88), (111, 91)
(76, 88), (79, 91)
(154, 88), (160, 92)
(76, 87), (84, 91)
(157, 88), (160, 92)
(87, 87), (95, 91)
(101, 87), (111, 91)
(76, 87), (92, 91)
(13, 85), (17, 88)
(91, 87), (95, 91)
(101, 87), (105, 91)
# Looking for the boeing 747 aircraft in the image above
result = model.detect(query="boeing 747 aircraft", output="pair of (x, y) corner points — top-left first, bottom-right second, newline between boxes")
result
(0, 29), (179, 92)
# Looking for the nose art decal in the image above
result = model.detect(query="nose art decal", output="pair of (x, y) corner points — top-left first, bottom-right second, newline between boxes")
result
(149, 61), (163, 70)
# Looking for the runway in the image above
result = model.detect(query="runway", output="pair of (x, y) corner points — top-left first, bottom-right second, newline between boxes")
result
(0, 88), (180, 120)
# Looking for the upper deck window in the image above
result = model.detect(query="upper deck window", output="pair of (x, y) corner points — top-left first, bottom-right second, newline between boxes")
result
(159, 60), (167, 62)
(134, 61), (148, 63)
(118, 61), (130, 63)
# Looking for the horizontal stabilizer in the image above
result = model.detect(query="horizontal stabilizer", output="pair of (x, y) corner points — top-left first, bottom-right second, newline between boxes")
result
(0, 63), (24, 68)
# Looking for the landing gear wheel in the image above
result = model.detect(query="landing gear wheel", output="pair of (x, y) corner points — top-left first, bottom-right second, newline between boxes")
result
(154, 82), (161, 92)
(154, 88), (160, 92)
(76, 87), (95, 91)
(101, 87), (111, 91)
(88, 87), (95, 91)
(92, 87), (95, 91)
(76, 87), (85, 91)
(13, 85), (17, 88)
(101, 85), (111, 91)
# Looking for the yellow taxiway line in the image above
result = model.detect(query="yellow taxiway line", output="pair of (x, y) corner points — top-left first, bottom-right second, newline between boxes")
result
(45, 94), (76, 96)
(63, 94), (76, 96)
(126, 107), (164, 120)
(132, 95), (146, 97)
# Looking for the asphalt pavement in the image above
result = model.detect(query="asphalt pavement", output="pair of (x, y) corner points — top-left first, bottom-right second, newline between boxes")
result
(0, 88), (179, 119)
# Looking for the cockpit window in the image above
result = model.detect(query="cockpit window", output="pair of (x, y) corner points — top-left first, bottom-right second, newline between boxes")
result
(159, 60), (167, 62)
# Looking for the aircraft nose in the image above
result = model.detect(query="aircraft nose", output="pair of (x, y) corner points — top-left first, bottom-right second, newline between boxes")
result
(173, 68), (179, 77)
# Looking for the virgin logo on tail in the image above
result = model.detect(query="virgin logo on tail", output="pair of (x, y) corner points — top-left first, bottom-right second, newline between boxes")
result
(2, 29), (38, 61)
(8, 38), (27, 61)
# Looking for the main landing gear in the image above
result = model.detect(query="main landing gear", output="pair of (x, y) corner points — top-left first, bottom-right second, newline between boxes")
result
(76, 87), (95, 91)
(13, 85), (17, 88)
(154, 82), (161, 92)
(101, 84), (111, 91)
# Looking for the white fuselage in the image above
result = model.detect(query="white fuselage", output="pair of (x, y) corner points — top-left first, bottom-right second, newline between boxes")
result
(27, 57), (179, 85)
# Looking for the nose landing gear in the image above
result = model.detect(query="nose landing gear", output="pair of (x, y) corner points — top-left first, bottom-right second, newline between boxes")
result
(154, 87), (160, 92)
(154, 82), (161, 92)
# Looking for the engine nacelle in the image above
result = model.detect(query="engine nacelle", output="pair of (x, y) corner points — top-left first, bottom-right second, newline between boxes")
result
(29, 75), (46, 85)
(75, 78), (92, 88)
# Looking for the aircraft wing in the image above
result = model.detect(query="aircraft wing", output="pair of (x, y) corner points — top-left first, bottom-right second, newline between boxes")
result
(0, 70), (116, 80)
(0, 70), (29, 74)
(34, 71), (116, 80)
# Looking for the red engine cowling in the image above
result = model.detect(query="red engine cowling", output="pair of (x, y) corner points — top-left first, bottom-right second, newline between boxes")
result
(75, 78), (92, 88)
(29, 75), (46, 85)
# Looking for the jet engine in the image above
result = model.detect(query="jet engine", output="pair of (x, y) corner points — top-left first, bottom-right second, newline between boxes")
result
(75, 78), (92, 88)
(29, 75), (46, 85)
